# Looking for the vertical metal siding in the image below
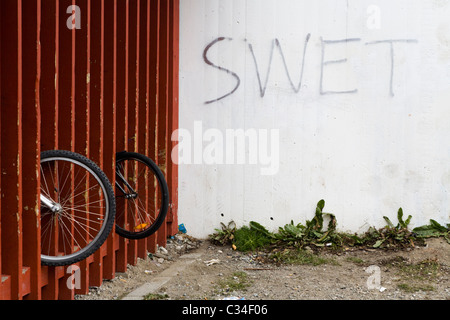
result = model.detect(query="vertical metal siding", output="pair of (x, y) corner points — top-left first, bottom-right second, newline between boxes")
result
(0, 0), (179, 300)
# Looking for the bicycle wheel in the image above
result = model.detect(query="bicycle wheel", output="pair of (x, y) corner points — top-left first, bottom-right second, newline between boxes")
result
(115, 151), (169, 239)
(40, 150), (116, 266)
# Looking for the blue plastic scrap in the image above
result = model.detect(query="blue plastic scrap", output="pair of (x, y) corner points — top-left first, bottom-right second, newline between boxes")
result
(178, 223), (187, 233)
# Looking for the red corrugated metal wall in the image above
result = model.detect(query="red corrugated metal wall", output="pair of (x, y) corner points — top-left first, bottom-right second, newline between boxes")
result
(0, 0), (179, 300)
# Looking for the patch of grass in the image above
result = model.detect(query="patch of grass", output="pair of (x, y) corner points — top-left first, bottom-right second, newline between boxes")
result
(269, 249), (338, 266)
(378, 256), (409, 267)
(217, 271), (252, 292)
(345, 256), (365, 265)
(397, 258), (442, 281)
(383, 257), (443, 294)
(397, 283), (435, 293)
(144, 293), (169, 300)
(233, 224), (272, 252)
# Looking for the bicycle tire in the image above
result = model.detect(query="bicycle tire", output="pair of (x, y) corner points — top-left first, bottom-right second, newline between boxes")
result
(115, 151), (169, 239)
(40, 150), (116, 266)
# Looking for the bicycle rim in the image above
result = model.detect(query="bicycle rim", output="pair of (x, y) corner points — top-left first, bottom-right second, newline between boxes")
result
(115, 155), (168, 239)
(40, 155), (111, 265)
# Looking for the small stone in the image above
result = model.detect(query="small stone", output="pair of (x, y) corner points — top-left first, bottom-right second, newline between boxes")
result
(159, 246), (168, 254)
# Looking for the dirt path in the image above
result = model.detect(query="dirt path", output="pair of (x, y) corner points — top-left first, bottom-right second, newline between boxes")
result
(76, 235), (449, 300)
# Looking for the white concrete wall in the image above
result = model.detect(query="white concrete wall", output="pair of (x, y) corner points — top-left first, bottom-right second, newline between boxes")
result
(177, 0), (450, 238)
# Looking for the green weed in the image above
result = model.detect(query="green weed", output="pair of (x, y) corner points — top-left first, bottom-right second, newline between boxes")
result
(144, 293), (169, 300)
(269, 249), (338, 266)
(217, 271), (252, 292)
(209, 221), (236, 246)
(273, 199), (341, 248)
(413, 219), (450, 243)
(208, 200), (450, 254)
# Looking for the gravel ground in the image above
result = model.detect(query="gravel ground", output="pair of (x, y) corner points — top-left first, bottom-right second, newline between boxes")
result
(76, 234), (450, 300)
